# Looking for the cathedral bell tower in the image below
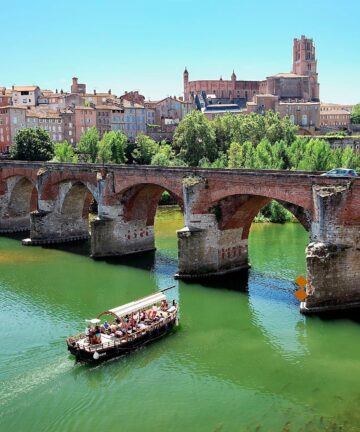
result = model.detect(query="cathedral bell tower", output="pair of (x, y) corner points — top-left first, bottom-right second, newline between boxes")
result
(183, 67), (189, 101)
(292, 35), (319, 101)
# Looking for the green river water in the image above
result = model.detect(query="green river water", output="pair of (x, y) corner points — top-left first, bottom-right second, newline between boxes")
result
(1, 207), (360, 432)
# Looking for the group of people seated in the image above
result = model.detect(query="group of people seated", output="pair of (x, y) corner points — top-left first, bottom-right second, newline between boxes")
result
(85, 299), (177, 345)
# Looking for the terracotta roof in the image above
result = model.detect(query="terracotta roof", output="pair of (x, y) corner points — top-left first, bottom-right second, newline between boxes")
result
(96, 105), (123, 110)
(26, 110), (61, 118)
(0, 105), (27, 110)
(122, 99), (144, 109)
(13, 86), (39, 91)
(74, 106), (95, 110)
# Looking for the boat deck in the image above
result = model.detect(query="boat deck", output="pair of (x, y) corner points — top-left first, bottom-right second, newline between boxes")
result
(74, 310), (175, 353)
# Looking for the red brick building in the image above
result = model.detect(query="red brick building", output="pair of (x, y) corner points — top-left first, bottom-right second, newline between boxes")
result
(74, 107), (96, 143)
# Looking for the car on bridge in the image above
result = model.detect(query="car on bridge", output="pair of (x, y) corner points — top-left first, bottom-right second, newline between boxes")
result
(321, 168), (358, 177)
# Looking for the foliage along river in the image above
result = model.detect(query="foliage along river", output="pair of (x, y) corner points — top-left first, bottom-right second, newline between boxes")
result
(1, 207), (360, 432)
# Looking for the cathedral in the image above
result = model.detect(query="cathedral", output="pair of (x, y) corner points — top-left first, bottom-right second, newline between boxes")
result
(183, 35), (319, 106)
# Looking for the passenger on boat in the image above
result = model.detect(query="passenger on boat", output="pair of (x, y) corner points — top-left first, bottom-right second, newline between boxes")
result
(160, 300), (169, 311)
(147, 309), (157, 320)
(85, 325), (91, 337)
(140, 311), (146, 321)
(103, 321), (110, 330)
(110, 324), (117, 333)
(94, 326), (102, 344)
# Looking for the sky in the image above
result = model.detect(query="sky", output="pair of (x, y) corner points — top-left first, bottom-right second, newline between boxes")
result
(2, 0), (360, 103)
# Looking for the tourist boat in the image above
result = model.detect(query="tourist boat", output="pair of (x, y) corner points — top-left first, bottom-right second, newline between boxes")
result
(66, 289), (178, 363)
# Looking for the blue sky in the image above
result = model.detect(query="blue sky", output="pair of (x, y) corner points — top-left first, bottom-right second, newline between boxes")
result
(2, 0), (360, 103)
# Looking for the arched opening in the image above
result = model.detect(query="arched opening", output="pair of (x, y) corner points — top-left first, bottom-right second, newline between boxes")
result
(3, 177), (38, 232)
(118, 183), (184, 262)
(8, 177), (37, 218)
(59, 181), (97, 239)
(207, 194), (310, 282)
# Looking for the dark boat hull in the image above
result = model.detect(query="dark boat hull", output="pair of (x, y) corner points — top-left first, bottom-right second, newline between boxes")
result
(67, 318), (177, 363)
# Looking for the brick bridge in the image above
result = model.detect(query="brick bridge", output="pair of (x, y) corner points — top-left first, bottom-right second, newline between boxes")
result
(0, 161), (359, 314)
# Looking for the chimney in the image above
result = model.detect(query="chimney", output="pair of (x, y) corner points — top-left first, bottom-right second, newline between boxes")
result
(56, 89), (58, 93)
(12, 85), (14, 90)
(108, 89), (111, 95)
(94, 89), (96, 95)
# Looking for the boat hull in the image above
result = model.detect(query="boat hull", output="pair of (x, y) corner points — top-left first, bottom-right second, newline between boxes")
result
(67, 317), (177, 363)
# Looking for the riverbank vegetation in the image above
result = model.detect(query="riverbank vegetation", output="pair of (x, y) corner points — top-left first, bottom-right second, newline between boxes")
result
(11, 111), (360, 222)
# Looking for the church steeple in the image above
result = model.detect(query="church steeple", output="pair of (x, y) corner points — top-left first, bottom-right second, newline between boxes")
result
(231, 70), (237, 81)
(183, 67), (189, 101)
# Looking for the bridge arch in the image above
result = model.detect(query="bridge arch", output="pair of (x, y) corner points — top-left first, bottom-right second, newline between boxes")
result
(116, 182), (183, 226)
(7, 176), (38, 218)
(59, 181), (96, 221)
(207, 193), (311, 239)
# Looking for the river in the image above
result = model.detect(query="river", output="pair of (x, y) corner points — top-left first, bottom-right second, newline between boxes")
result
(1, 207), (360, 432)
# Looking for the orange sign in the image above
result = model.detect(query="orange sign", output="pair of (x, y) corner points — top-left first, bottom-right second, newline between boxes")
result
(295, 275), (307, 288)
(294, 289), (307, 301)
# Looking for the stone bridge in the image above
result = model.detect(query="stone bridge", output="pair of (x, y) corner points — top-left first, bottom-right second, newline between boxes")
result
(0, 161), (359, 314)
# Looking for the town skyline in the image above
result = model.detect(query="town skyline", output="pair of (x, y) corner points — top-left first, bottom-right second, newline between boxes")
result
(2, 0), (360, 104)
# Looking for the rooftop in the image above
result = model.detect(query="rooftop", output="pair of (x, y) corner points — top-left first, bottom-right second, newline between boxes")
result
(13, 86), (39, 91)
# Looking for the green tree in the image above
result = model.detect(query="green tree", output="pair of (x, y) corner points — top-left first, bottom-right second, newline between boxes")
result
(253, 138), (273, 169)
(77, 127), (99, 163)
(173, 111), (217, 166)
(97, 137), (112, 164)
(99, 131), (127, 164)
(331, 147), (343, 168)
(351, 104), (360, 124)
(341, 145), (360, 169)
(212, 113), (237, 153)
(53, 141), (78, 163)
(286, 137), (308, 169)
(10, 128), (54, 161)
(298, 139), (332, 171)
(151, 142), (175, 166)
(264, 111), (297, 145)
(132, 134), (159, 164)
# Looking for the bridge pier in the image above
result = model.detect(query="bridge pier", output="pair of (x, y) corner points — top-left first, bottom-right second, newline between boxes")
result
(90, 217), (155, 258)
(176, 176), (249, 278)
(23, 209), (90, 245)
(301, 184), (360, 314)
(23, 180), (94, 245)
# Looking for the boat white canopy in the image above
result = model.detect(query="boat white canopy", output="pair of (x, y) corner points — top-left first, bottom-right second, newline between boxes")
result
(98, 291), (166, 319)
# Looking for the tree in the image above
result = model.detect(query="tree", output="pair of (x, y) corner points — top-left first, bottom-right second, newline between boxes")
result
(253, 138), (273, 169)
(298, 139), (332, 171)
(53, 141), (78, 163)
(173, 111), (216, 166)
(331, 147), (343, 168)
(286, 137), (308, 169)
(132, 134), (159, 164)
(97, 137), (112, 164)
(341, 145), (360, 169)
(10, 128), (54, 161)
(211, 113), (237, 154)
(98, 131), (127, 164)
(77, 127), (99, 163)
(351, 104), (360, 124)
(227, 141), (255, 168)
